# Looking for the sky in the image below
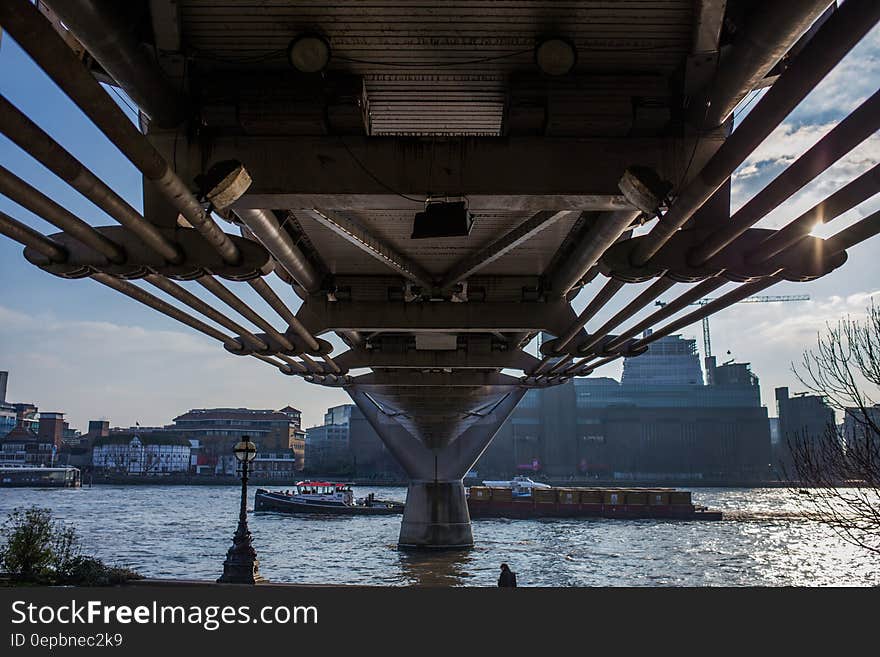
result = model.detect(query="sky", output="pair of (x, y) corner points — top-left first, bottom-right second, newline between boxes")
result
(1, 20), (879, 432)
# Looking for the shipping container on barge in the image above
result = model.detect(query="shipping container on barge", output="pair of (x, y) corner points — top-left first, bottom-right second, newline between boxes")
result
(467, 476), (721, 520)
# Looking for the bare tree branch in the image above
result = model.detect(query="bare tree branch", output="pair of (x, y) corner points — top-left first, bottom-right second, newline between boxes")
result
(784, 302), (880, 554)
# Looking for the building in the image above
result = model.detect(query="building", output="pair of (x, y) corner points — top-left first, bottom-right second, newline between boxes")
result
(91, 432), (191, 475)
(842, 404), (880, 458)
(0, 421), (57, 466)
(773, 387), (836, 475)
(480, 334), (772, 481)
(37, 412), (65, 450)
(0, 373), (42, 439)
(621, 332), (704, 386)
(306, 404), (404, 477)
(0, 375), (71, 466)
(214, 450), (299, 479)
(0, 371), (14, 438)
(306, 406), (355, 473)
(172, 406), (305, 473)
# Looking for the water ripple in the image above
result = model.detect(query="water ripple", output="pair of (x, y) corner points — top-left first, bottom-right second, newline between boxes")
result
(1, 485), (877, 586)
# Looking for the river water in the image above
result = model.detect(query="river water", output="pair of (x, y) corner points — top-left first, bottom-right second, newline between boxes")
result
(1, 485), (877, 586)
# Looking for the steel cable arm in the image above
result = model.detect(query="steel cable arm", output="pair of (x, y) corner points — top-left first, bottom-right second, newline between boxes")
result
(555, 277), (781, 379)
(0, 95), (183, 264)
(576, 276), (677, 356)
(0, 0), (240, 266)
(560, 213), (880, 380)
(0, 165), (125, 263)
(747, 163), (880, 263)
(690, 88), (880, 266)
(823, 207), (880, 254)
(246, 277), (319, 351)
(91, 273), (239, 347)
(246, 277), (341, 374)
(605, 277), (727, 351)
(196, 276), (295, 352)
(91, 275), (299, 375)
(252, 354), (299, 372)
(630, 277), (782, 349)
(0, 209), (68, 262)
(632, 0), (880, 266)
(554, 278), (626, 352)
(143, 274), (269, 352)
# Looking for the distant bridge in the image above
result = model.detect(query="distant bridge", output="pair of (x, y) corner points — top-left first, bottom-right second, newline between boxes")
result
(0, 0), (878, 548)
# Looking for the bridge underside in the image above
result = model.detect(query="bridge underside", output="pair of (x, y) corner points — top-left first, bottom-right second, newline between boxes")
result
(1, 0), (879, 547)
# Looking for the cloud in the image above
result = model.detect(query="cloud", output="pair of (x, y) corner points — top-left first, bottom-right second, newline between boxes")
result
(746, 290), (880, 346)
(791, 24), (880, 122)
(731, 125), (880, 231)
(0, 304), (349, 430)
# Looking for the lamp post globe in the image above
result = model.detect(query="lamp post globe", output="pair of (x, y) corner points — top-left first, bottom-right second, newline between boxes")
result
(218, 435), (265, 584)
(233, 439), (257, 463)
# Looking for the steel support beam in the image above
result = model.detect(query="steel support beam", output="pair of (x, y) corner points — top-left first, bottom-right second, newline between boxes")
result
(688, 0), (832, 127)
(333, 347), (539, 371)
(234, 208), (322, 294)
(349, 385), (525, 548)
(206, 135), (698, 212)
(41, 0), (187, 128)
(300, 208), (435, 289)
(296, 300), (579, 335)
(547, 210), (641, 295)
(440, 210), (574, 287)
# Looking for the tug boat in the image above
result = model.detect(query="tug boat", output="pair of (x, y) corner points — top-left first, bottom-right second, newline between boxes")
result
(467, 477), (722, 520)
(254, 481), (404, 515)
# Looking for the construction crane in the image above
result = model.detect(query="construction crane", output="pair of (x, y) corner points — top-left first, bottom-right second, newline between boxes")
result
(655, 294), (810, 361)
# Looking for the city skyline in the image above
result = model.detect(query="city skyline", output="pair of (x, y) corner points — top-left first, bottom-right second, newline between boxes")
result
(1, 25), (879, 432)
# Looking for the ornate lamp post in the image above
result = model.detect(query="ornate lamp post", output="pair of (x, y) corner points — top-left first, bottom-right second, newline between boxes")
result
(218, 437), (265, 584)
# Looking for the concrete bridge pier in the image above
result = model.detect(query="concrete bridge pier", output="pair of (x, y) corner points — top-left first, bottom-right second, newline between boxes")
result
(349, 387), (525, 549)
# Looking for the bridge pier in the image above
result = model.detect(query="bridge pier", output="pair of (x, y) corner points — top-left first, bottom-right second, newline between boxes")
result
(349, 385), (525, 549)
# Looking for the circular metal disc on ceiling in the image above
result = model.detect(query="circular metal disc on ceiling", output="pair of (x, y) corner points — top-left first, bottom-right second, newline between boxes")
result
(288, 35), (332, 73)
(535, 38), (577, 76)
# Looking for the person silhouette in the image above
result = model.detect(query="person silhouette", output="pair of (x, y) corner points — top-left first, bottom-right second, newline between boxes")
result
(498, 563), (517, 587)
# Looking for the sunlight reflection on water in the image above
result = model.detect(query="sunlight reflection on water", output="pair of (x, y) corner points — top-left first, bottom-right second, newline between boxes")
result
(1, 485), (876, 586)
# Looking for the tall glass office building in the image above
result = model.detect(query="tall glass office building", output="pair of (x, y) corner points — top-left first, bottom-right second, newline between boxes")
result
(480, 334), (771, 481)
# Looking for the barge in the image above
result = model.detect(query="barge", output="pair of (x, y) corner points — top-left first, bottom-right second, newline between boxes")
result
(255, 481), (404, 515)
(467, 476), (721, 520)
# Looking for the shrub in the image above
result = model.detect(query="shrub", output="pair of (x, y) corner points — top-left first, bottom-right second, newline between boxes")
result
(0, 506), (141, 585)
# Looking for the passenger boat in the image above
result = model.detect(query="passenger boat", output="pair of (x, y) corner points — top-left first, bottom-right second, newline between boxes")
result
(0, 465), (81, 488)
(467, 478), (722, 520)
(254, 481), (404, 515)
